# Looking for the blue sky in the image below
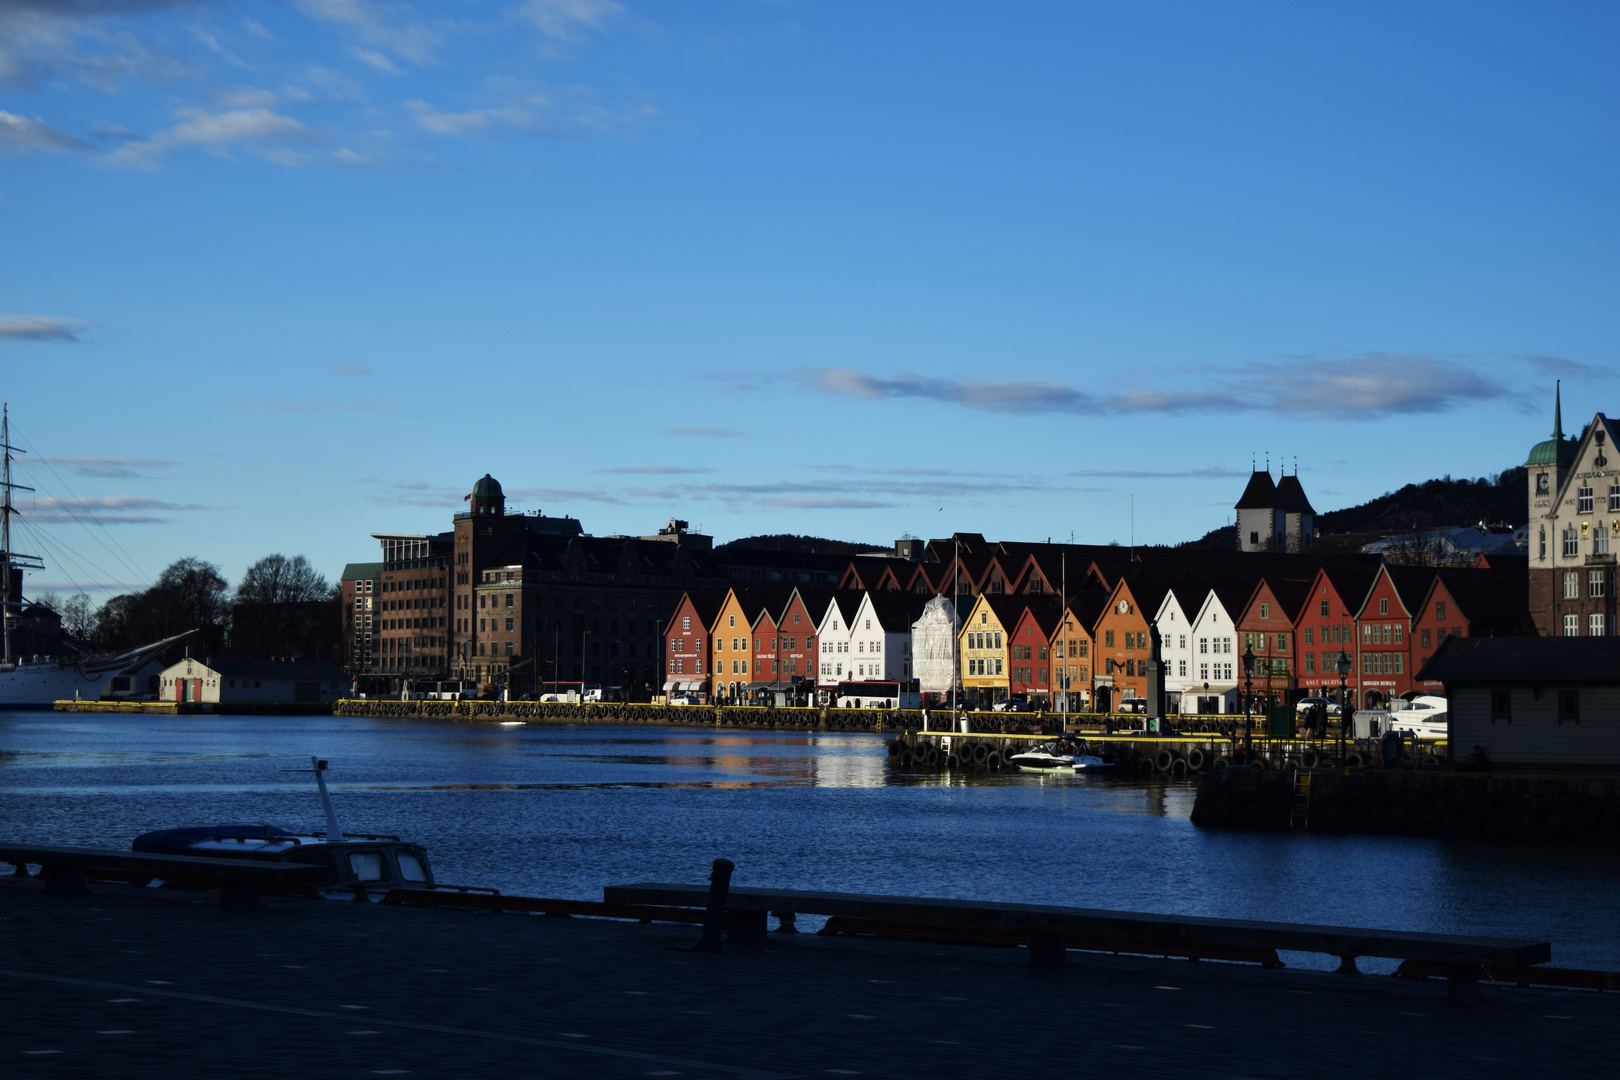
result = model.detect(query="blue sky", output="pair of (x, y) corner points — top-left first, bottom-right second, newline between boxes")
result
(2, 1), (1616, 596)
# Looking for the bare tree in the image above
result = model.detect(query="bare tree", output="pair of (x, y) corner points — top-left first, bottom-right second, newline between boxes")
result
(231, 555), (340, 660)
(59, 592), (96, 641)
(237, 554), (331, 605)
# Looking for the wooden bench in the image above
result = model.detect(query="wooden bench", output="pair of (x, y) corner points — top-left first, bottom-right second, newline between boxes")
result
(603, 882), (1551, 1002)
(0, 843), (328, 910)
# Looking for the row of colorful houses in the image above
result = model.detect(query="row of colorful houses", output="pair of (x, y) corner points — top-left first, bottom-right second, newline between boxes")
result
(661, 544), (1531, 711)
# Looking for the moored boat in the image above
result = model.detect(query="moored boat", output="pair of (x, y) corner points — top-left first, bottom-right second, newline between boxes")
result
(132, 757), (434, 898)
(1009, 745), (1113, 774)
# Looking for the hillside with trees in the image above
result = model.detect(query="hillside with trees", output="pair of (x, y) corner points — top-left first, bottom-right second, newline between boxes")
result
(716, 534), (890, 555)
(1181, 466), (1528, 550)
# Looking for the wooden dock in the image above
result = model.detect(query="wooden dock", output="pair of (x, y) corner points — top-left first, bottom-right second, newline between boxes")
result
(51, 699), (178, 714)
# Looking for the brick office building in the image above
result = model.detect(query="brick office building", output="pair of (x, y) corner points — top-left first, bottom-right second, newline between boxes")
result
(372, 534), (454, 681)
(448, 477), (729, 695)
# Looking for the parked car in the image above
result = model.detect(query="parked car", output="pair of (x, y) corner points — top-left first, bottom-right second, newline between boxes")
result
(668, 693), (700, 706)
(1294, 696), (1343, 717)
(1116, 699), (1147, 714)
(990, 699), (1031, 712)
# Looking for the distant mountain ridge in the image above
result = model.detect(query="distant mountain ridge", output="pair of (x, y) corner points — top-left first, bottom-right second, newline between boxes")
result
(1180, 466), (1528, 550)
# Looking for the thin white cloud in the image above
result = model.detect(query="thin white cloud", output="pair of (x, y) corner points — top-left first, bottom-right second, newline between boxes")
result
(351, 47), (401, 74)
(25, 494), (212, 525)
(407, 79), (653, 139)
(0, 314), (88, 341)
(190, 25), (245, 67)
(108, 105), (318, 168)
(803, 354), (1506, 421)
(217, 86), (279, 108)
(294, 0), (441, 66)
(515, 0), (625, 40)
(240, 15), (274, 41)
(0, 110), (88, 154)
(35, 457), (176, 479)
(1524, 355), (1613, 381)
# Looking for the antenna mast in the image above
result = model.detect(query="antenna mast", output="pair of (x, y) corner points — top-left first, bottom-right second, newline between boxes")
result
(1, 406), (43, 664)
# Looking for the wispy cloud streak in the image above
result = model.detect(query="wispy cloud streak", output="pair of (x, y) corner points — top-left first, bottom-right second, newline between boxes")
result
(803, 354), (1506, 420)
(0, 314), (88, 341)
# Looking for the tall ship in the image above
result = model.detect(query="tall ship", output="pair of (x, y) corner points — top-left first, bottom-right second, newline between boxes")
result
(0, 405), (190, 708)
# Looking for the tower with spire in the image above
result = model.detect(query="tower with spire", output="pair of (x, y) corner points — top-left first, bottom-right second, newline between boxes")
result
(1525, 381), (1578, 543)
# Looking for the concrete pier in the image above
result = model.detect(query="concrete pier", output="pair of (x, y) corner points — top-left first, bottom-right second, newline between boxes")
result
(1, 876), (1614, 1078)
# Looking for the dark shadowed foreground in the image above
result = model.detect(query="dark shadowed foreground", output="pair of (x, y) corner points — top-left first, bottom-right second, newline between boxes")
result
(1, 879), (1614, 1079)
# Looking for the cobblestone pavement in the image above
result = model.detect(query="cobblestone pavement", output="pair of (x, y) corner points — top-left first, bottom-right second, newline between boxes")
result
(1, 879), (1615, 1079)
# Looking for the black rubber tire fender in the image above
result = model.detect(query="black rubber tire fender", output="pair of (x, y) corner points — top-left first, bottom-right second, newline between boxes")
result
(972, 742), (991, 766)
(1372, 794), (1404, 832)
(1153, 748), (1175, 772)
(1185, 747), (1208, 773)
(1444, 799), (1481, 835)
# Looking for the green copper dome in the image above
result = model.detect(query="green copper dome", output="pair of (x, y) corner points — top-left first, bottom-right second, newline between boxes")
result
(472, 473), (503, 498)
(1526, 382), (1577, 467)
(1527, 437), (1577, 467)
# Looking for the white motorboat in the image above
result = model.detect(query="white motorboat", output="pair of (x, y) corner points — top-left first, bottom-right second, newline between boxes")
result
(131, 757), (434, 899)
(1386, 695), (1448, 740)
(1009, 749), (1113, 773)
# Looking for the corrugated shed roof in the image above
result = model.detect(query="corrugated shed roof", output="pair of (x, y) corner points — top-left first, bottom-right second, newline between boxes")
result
(1417, 636), (1620, 684)
(191, 658), (347, 680)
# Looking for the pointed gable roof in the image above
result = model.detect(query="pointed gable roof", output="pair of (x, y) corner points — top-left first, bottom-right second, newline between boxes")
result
(1236, 469), (1278, 510)
(1275, 474), (1314, 515)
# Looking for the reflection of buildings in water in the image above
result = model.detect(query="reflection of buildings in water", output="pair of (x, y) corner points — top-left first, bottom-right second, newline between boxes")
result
(807, 735), (887, 788)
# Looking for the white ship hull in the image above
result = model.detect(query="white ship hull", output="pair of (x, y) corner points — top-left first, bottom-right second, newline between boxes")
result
(0, 661), (119, 709)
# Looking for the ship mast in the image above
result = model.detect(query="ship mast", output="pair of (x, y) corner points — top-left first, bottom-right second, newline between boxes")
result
(1, 405), (44, 664)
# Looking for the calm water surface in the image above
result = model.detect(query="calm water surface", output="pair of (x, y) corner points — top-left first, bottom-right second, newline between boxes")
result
(2, 712), (1615, 972)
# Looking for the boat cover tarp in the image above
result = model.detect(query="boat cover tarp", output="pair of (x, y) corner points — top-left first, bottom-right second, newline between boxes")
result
(133, 824), (301, 854)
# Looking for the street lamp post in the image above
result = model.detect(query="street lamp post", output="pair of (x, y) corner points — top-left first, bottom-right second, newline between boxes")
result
(1242, 645), (1256, 764)
(1336, 650), (1353, 768)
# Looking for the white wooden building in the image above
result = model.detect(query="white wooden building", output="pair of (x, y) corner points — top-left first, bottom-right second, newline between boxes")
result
(1179, 586), (1247, 713)
(159, 656), (348, 706)
(1152, 587), (1199, 708)
(814, 592), (863, 697)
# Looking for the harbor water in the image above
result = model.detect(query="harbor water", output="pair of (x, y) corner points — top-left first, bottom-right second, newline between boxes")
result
(2, 712), (1616, 973)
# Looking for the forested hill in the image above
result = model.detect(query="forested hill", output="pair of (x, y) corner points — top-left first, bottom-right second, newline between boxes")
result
(715, 534), (891, 554)
(1316, 466), (1526, 533)
(1181, 466), (1528, 549)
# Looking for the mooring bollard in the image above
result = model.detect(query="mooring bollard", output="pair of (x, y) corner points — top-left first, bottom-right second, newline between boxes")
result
(695, 858), (735, 953)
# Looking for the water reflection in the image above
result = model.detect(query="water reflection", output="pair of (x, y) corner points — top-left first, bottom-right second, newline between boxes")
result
(1, 712), (1616, 971)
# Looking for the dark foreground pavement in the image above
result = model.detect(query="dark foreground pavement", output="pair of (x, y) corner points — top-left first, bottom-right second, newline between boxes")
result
(1, 878), (1615, 1079)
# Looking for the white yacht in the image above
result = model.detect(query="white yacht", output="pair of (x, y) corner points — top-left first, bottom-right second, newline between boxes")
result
(1009, 746), (1113, 773)
(1385, 695), (1448, 740)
